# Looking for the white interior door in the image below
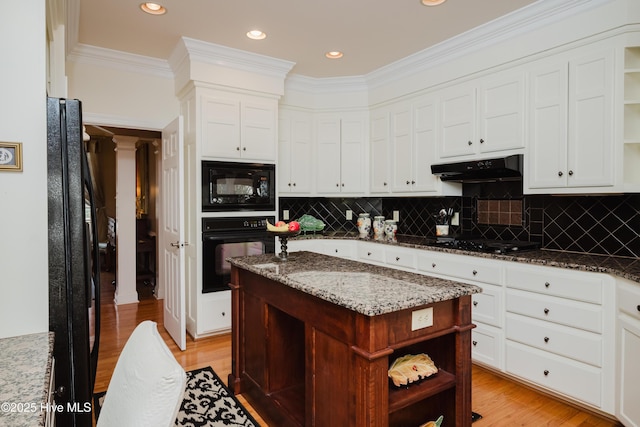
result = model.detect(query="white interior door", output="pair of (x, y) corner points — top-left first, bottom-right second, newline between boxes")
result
(161, 116), (186, 350)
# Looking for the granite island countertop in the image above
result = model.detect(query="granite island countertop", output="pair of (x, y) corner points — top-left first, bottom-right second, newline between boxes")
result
(0, 331), (55, 427)
(227, 251), (482, 316)
(291, 232), (640, 284)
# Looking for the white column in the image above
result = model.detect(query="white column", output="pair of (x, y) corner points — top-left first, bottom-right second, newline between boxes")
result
(113, 136), (139, 305)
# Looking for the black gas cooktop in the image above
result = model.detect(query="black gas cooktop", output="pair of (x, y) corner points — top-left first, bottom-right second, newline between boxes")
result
(432, 237), (540, 254)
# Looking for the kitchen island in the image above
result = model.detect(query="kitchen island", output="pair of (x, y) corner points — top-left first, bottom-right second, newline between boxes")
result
(227, 251), (482, 427)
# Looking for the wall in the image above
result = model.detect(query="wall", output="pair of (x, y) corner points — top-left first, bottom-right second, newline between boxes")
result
(280, 194), (640, 258)
(0, 1), (49, 338)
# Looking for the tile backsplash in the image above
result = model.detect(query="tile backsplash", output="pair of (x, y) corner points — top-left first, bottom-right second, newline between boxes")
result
(280, 193), (640, 258)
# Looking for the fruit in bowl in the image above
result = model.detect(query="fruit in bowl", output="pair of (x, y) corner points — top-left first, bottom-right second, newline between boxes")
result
(266, 220), (300, 233)
(288, 221), (300, 232)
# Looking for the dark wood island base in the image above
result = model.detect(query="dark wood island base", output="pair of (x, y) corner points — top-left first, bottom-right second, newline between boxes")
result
(227, 252), (479, 427)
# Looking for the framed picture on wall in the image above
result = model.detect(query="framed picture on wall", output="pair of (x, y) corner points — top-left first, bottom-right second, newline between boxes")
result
(0, 142), (23, 171)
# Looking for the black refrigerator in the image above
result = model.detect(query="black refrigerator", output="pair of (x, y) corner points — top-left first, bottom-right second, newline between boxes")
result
(47, 97), (100, 427)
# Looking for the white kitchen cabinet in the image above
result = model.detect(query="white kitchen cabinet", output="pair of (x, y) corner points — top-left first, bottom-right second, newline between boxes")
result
(616, 278), (640, 427)
(278, 109), (313, 193)
(369, 107), (391, 193)
(504, 264), (615, 414)
(622, 46), (640, 191)
(391, 97), (440, 193)
(198, 290), (232, 336)
(357, 241), (386, 264)
(438, 70), (525, 159)
(201, 93), (277, 161)
(315, 112), (367, 195)
(527, 49), (615, 192)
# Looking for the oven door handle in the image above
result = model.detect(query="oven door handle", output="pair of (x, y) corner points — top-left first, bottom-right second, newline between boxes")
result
(202, 231), (271, 241)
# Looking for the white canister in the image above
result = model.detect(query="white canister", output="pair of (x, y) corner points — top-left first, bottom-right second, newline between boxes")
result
(357, 213), (371, 236)
(373, 216), (385, 236)
(384, 220), (398, 237)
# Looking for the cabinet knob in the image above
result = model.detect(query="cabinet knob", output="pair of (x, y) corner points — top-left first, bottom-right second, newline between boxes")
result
(472, 270), (477, 276)
(544, 336), (549, 343)
(288, 183), (292, 187)
(236, 147), (240, 151)
(432, 263), (436, 268)
(341, 183), (345, 187)
(336, 183), (339, 187)
(545, 282), (550, 288)
(396, 256), (400, 261)
(473, 301), (478, 306)
(367, 252), (372, 256)
(544, 370), (550, 376)
(544, 308), (550, 315)
(480, 138), (485, 144)
(411, 180), (416, 184)
(222, 312), (226, 317)
(406, 180), (411, 185)
(637, 305), (640, 312)
(468, 140), (473, 146)
(292, 183), (296, 187)
(558, 171), (563, 177)
(243, 147), (246, 151)
(472, 341), (477, 346)
(568, 170), (573, 176)
(335, 249), (339, 253)
(383, 182), (388, 186)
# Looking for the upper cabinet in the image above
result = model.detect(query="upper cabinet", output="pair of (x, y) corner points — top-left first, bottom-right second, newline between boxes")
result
(315, 112), (367, 195)
(526, 49), (614, 192)
(201, 92), (277, 162)
(623, 46), (640, 192)
(369, 107), (391, 193)
(438, 70), (525, 159)
(278, 109), (313, 194)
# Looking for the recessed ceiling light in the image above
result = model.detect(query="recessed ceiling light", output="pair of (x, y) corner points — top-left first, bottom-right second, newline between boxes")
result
(140, 2), (167, 15)
(421, 0), (446, 5)
(246, 30), (267, 40)
(325, 51), (344, 59)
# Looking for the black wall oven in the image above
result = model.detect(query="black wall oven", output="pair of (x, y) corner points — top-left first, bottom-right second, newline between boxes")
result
(202, 161), (275, 212)
(202, 216), (275, 293)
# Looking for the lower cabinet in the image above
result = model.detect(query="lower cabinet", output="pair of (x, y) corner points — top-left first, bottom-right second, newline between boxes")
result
(198, 290), (231, 335)
(286, 238), (624, 418)
(617, 279), (640, 427)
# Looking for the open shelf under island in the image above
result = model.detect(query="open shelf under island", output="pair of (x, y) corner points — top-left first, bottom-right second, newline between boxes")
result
(227, 251), (482, 427)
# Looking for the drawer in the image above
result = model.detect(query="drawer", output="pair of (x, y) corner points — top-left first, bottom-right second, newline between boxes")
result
(506, 313), (602, 367)
(385, 247), (416, 270)
(418, 253), (501, 285)
(506, 289), (602, 333)
(323, 241), (355, 259)
(471, 284), (502, 327)
(506, 265), (602, 304)
(357, 242), (385, 264)
(506, 341), (601, 408)
(472, 323), (503, 370)
(200, 291), (232, 334)
(618, 280), (640, 321)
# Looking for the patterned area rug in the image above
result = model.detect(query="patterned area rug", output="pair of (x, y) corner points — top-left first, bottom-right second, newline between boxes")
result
(94, 366), (260, 426)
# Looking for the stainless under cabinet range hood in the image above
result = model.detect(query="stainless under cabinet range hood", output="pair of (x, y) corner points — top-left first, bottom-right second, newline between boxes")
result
(431, 154), (523, 183)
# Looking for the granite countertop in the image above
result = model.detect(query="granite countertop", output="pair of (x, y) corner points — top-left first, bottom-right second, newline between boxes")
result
(0, 331), (55, 427)
(292, 232), (640, 284)
(227, 251), (482, 316)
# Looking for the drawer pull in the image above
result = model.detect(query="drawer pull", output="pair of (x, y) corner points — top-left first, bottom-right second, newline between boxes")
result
(367, 252), (372, 256)
(544, 370), (550, 376)
(396, 256), (400, 261)
(472, 270), (478, 276)
(637, 305), (640, 312)
(473, 301), (478, 306)
(544, 308), (550, 315)
(545, 282), (550, 288)
(432, 263), (436, 268)
(222, 312), (226, 317)
(544, 336), (549, 343)
(335, 249), (339, 253)
(472, 341), (477, 346)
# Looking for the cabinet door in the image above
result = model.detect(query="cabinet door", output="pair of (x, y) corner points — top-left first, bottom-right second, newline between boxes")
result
(528, 61), (568, 189)
(567, 50), (614, 188)
(315, 116), (342, 193)
(201, 96), (241, 159)
(478, 71), (525, 154)
(370, 109), (390, 193)
(279, 111), (313, 193)
(391, 105), (413, 192)
(412, 97), (439, 192)
(618, 315), (640, 427)
(241, 101), (276, 161)
(439, 85), (476, 158)
(340, 115), (366, 193)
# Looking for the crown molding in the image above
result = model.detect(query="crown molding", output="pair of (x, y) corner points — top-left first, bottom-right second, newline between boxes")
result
(284, 74), (368, 94)
(67, 43), (174, 79)
(364, 0), (612, 89)
(169, 37), (295, 80)
(83, 112), (167, 132)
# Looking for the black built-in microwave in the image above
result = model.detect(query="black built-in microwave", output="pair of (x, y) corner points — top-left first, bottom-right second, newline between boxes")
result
(202, 161), (275, 212)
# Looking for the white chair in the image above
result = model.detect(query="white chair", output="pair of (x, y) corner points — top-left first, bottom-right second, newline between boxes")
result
(96, 321), (186, 427)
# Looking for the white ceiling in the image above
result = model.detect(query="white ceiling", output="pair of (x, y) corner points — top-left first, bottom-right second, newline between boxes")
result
(76, 0), (538, 78)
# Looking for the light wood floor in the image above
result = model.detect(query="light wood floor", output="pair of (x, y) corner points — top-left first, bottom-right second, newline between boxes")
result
(95, 271), (620, 426)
